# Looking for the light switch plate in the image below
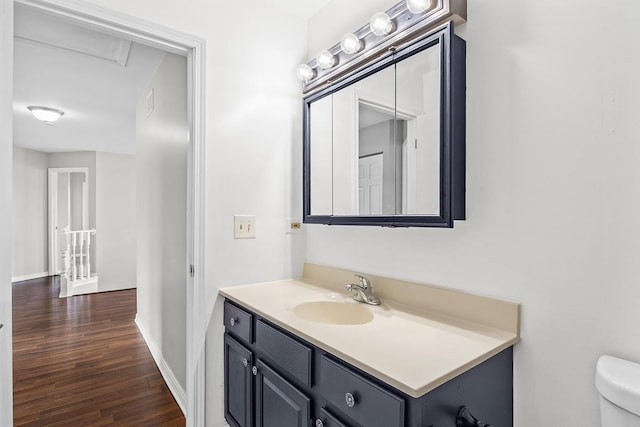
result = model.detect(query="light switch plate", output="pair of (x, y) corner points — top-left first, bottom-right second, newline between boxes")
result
(234, 215), (256, 239)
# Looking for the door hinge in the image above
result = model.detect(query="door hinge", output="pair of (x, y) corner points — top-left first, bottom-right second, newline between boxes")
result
(189, 264), (195, 278)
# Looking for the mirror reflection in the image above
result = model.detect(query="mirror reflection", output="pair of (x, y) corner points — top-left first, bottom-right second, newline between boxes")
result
(308, 41), (442, 218)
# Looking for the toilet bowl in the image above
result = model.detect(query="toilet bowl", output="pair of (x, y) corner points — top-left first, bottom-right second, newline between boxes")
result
(596, 355), (640, 426)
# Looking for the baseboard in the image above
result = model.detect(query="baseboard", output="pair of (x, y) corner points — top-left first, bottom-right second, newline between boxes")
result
(135, 316), (187, 415)
(98, 283), (137, 293)
(11, 271), (49, 283)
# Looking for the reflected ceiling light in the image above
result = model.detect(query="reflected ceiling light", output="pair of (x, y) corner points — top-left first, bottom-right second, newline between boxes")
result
(370, 12), (394, 36)
(316, 50), (337, 69)
(27, 106), (65, 124)
(296, 64), (316, 82)
(340, 33), (363, 55)
(406, 0), (434, 14)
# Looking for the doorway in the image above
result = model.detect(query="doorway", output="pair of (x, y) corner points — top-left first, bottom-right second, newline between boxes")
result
(48, 168), (89, 276)
(8, 1), (206, 425)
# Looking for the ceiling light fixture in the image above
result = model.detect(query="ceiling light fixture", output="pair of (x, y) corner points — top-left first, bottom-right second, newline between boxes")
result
(406, 0), (434, 14)
(296, 64), (316, 82)
(316, 50), (337, 69)
(370, 12), (394, 36)
(295, 0), (466, 89)
(340, 33), (363, 55)
(27, 106), (65, 124)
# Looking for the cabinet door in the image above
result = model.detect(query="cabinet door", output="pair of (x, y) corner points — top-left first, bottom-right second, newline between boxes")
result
(256, 359), (311, 427)
(225, 333), (254, 427)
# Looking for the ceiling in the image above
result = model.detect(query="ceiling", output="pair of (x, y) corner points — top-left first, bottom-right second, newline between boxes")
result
(263, 0), (334, 20)
(12, 1), (333, 155)
(13, 5), (166, 154)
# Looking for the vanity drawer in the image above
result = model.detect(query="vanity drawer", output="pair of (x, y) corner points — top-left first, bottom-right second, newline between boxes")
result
(318, 355), (405, 427)
(318, 407), (350, 427)
(224, 300), (253, 344)
(255, 319), (312, 387)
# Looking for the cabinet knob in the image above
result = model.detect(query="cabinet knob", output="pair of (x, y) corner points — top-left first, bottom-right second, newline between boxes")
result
(345, 392), (356, 408)
(229, 317), (238, 326)
(315, 419), (324, 427)
(252, 366), (258, 376)
(456, 406), (492, 427)
(241, 357), (248, 367)
(0, 324), (3, 330)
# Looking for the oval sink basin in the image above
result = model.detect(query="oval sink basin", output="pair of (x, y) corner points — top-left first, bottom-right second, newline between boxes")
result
(293, 301), (374, 325)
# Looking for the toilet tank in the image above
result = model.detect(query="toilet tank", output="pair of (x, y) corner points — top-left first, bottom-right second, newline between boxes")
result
(596, 355), (640, 426)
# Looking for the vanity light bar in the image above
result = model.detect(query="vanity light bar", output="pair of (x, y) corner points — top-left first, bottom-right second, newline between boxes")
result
(296, 0), (467, 94)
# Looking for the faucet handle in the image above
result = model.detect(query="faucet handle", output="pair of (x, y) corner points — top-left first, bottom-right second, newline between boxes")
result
(354, 274), (371, 289)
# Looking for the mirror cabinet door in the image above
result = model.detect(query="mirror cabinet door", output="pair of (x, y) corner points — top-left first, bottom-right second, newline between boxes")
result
(395, 42), (442, 216)
(334, 64), (396, 216)
(309, 96), (333, 216)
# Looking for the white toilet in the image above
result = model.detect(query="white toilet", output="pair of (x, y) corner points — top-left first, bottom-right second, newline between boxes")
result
(596, 355), (640, 426)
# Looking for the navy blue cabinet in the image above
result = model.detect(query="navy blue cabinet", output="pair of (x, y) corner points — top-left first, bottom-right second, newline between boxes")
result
(224, 333), (254, 427)
(223, 299), (513, 427)
(255, 360), (311, 427)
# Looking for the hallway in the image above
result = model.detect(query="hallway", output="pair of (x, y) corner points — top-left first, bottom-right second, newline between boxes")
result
(12, 277), (185, 426)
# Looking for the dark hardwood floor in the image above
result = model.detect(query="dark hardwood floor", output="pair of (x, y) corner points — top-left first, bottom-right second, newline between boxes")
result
(13, 276), (186, 426)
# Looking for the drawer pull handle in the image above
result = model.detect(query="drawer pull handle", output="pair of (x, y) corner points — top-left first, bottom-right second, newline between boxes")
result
(315, 419), (324, 427)
(229, 317), (239, 326)
(252, 366), (258, 376)
(241, 357), (248, 367)
(345, 392), (356, 408)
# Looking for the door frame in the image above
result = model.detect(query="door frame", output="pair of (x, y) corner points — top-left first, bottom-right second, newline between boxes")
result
(14, 1), (207, 425)
(48, 167), (89, 276)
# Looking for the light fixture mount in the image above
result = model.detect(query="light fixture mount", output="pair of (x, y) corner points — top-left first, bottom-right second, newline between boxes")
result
(297, 0), (466, 94)
(27, 106), (65, 124)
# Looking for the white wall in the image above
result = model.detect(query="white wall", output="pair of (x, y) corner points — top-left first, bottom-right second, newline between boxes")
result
(95, 152), (137, 291)
(0, 0), (13, 423)
(69, 2), (308, 425)
(12, 147), (48, 280)
(306, 1), (640, 426)
(135, 52), (188, 396)
(12, 149), (136, 291)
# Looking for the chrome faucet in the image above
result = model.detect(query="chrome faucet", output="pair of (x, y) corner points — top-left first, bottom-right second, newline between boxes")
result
(345, 274), (380, 306)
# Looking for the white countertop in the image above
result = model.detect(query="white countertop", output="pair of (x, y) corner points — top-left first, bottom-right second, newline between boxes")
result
(220, 265), (520, 398)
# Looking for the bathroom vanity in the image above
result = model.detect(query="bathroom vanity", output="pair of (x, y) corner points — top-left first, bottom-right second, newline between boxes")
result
(220, 264), (520, 427)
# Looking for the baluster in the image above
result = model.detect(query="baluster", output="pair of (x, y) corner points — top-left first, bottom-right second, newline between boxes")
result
(65, 231), (71, 278)
(86, 231), (92, 279)
(80, 232), (85, 279)
(72, 232), (77, 281)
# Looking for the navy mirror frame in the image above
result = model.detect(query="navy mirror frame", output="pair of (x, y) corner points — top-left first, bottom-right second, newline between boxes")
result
(303, 22), (466, 228)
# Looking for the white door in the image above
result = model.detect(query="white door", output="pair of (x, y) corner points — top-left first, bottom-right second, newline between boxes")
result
(55, 172), (70, 274)
(1, 1), (13, 423)
(358, 153), (383, 215)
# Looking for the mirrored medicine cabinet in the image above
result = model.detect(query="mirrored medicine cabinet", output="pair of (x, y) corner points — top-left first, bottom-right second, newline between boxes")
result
(303, 22), (466, 228)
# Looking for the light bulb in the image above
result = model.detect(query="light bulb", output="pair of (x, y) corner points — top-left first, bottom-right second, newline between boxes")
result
(27, 106), (64, 123)
(340, 33), (363, 55)
(406, 0), (434, 14)
(370, 12), (394, 36)
(296, 64), (316, 82)
(316, 50), (337, 69)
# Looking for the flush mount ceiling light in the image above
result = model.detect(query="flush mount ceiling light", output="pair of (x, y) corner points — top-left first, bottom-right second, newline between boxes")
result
(406, 0), (435, 14)
(370, 12), (394, 36)
(27, 106), (65, 124)
(316, 50), (337, 69)
(340, 33), (363, 55)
